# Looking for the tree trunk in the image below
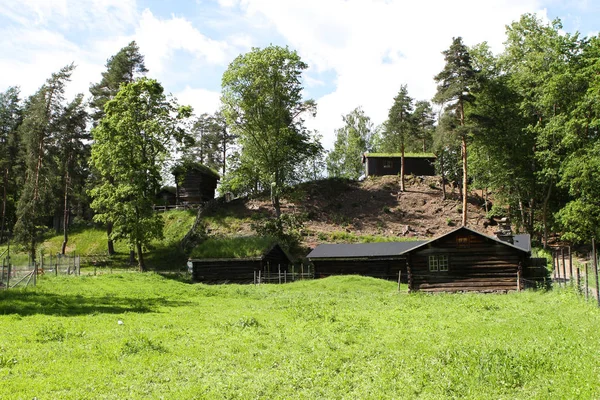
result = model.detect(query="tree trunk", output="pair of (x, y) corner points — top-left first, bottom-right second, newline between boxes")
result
(129, 249), (136, 266)
(273, 195), (281, 218)
(107, 222), (115, 255)
(543, 182), (552, 249)
(440, 151), (446, 200)
(461, 135), (468, 226)
(61, 171), (70, 255)
(400, 143), (405, 192)
(137, 242), (145, 272)
(0, 168), (7, 244)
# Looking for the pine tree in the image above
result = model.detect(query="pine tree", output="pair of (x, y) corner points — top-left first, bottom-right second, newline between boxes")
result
(434, 37), (477, 226)
(0, 87), (22, 243)
(14, 64), (74, 261)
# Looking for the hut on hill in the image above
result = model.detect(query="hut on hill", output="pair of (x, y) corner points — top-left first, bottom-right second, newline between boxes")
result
(307, 241), (426, 281)
(363, 153), (436, 177)
(172, 162), (220, 205)
(188, 238), (292, 283)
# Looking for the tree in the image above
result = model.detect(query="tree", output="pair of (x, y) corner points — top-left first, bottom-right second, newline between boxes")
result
(89, 78), (191, 271)
(0, 87), (22, 243)
(182, 110), (235, 176)
(89, 41), (148, 255)
(326, 107), (376, 180)
(221, 45), (318, 217)
(412, 100), (435, 152)
(14, 64), (74, 261)
(55, 94), (89, 254)
(434, 37), (477, 226)
(381, 85), (414, 191)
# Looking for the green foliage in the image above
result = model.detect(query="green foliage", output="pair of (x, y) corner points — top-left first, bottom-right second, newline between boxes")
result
(189, 236), (276, 259)
(251, 213), (305, 252)
(326, 107), (376, 179)
(89, 79), (191, 271)
(221, 45), (321, 215)
(2, 274), (600, 398)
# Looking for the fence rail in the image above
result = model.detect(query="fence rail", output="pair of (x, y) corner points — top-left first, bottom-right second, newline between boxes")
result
(1, 253), (80, 290)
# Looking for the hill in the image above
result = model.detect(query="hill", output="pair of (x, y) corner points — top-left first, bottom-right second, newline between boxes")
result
(203, 175), (496, 249)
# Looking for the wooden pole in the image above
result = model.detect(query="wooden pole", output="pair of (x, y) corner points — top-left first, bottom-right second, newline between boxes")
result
(593, 238), (599, 307)
(254, 270), (256, 285)
(555, 250), (561, 287)
(517, 263), (521, 292)
(569, 246), (573, 283)
(552, 250), (557, 281)
(576, 266), (581, 295)
(560, 247), (567, 287)
(585, 262), (589, 301)
(278, 264), (281, 284)
(284, 270), (287, 284)
(258, 270), (261, 285)
(397, 270), (401, 292)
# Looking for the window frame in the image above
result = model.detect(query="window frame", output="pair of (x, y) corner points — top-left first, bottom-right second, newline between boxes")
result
(429, 254), (449, 272)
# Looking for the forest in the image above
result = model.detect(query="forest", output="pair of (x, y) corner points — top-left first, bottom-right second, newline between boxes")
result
(1, 13), (599, 269)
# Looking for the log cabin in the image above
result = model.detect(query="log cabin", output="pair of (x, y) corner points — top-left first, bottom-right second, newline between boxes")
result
(172, 162), (220, 205)
(189, 243), (291, 283)
(363, 153), (436, 177)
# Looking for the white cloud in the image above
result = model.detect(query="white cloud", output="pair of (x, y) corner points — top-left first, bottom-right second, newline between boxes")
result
(234, 0), (546, 148)
(175, 86), (222, 116)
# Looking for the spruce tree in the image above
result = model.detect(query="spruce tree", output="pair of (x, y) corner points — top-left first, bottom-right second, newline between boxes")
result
(434, 37), (477, 226)
(383, 85), (414, 191)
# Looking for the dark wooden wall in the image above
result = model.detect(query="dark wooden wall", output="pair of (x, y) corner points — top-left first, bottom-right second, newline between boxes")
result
(191, 259), (262, 283)
(176, 170), (218, 204)
(312, 258), (408, 281)
(408, 231), (526, 292)
(366, 157), (436, 177)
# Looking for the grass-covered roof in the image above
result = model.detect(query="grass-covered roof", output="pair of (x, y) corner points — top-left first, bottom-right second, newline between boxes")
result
(365, 152), (436, 158)
(189, 236), (278, 259)
(172, 161), (220, 180)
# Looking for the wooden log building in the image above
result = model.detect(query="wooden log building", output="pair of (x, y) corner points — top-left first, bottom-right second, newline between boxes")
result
(307, 241), (426, 281)
(172, 162), (220, 205)
(363, 153), (436, 177)
(308, 226), (547, 293)
(189, 243), (291, 283)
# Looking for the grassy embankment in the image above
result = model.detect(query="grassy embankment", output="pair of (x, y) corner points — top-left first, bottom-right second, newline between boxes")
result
(1, 274), (600, 398)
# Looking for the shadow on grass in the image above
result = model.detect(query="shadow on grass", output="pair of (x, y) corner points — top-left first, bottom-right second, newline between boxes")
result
(0, 291), (192, 317)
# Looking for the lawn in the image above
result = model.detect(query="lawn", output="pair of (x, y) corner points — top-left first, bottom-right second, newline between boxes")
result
(1, 274), (600, 399)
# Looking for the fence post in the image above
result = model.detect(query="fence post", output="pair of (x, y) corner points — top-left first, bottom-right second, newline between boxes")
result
(284, 270), (287, 284)
(593, 238), (600, 307)
(562, 248), (567, 285)
(585, 262), (589, 301)
(576, 266), (581, 295)
(517, 263), (521, 292)
(258, 270), (261, 285)
(569, 246), (573, 283)
(398, 270), (401, 292)
(555, 250), (561, 287)
(7, 263), (10, 289)
(278, 264), (281, 284)
(33, 263), (37, 287)
(254, 270), (256, 285)
(301, 263), (304, 280)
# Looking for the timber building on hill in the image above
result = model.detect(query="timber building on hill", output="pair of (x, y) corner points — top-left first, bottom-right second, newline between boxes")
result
(308, 226), (547, 293)
(363, 153), (436, 177)
(172, 162), (220, 205)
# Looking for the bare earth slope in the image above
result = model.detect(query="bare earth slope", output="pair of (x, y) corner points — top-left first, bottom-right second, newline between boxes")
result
(205, 175), (496, 250)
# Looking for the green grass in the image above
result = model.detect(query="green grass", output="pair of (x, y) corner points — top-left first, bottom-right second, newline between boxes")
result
(1, 274), (599, 398)
(1, 210), (197, 270)
(317, 230), (423, 243)
(189, 236), (276, 259)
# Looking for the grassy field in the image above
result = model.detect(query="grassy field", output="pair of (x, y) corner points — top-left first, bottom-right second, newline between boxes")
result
(1, 274), (600, 399)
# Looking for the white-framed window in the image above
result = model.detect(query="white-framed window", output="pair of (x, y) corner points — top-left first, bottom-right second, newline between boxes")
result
(429, 255), (449, 272)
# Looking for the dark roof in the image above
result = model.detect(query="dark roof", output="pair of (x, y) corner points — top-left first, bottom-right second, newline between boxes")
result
(512, 234), (531, 252)
(307, 241), (427, 259)
(404, 226), (531, 254)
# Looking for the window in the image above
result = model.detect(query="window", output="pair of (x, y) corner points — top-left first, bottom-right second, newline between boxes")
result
(383, 160), (393, 168)
(429, 255), (448, 272)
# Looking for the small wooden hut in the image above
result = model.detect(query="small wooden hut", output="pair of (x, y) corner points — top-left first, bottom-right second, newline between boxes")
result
(172, 162), (220, 205)
(189, 242), (291, 283)
(363, 153), (436, 177)
(307, 241), (426, 281)
(404, 226), (531, 293)
(155, 186), (177, 207)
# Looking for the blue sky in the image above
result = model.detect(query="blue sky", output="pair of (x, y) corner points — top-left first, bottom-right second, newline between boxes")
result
(0, 0), (598, 149)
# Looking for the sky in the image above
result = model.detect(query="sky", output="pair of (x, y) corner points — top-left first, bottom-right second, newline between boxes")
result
(1, 0), (599, 149)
